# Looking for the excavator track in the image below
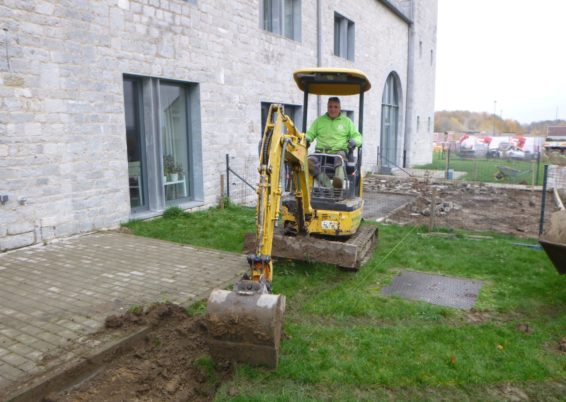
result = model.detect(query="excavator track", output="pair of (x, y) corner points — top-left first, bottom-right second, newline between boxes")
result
(243, 224), (378, 270)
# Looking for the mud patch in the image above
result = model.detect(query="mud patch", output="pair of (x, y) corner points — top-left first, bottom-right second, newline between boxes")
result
(47, 303), (233, 402)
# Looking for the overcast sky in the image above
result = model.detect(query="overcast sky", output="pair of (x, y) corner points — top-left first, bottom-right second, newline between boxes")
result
(435, 0), (566, 124)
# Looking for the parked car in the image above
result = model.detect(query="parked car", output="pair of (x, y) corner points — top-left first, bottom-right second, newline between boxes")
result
(506, 149), (526, 159)
(487, 148), (501, 158)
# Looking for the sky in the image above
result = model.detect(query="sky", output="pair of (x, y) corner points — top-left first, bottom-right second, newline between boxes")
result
(435, 0), (566, 124)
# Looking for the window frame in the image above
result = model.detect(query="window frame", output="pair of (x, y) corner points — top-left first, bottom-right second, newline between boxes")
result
(260, 102), (303, 136)
(123, 74), (203, 217)
(261, 0), (301, 41)
(334, 12), (355, 61)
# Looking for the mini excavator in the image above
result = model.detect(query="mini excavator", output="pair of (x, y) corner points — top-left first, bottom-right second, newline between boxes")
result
(207, 68), (378, 368)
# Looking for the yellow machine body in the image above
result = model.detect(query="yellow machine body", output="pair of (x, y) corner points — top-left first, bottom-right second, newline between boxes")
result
(207, 68), (376, 368)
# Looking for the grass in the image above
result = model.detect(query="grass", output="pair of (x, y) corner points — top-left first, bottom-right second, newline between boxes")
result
(124, 204), (255, 253)
(415, 152), (545, 185)
(125, 205), (566, 401)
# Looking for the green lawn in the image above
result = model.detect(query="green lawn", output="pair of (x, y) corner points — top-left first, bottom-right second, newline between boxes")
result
(415, 152), (545, 185)
(125, 206), (566, 401)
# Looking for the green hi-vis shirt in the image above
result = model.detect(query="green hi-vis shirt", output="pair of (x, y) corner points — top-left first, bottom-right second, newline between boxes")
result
(305, 113), (362, 153)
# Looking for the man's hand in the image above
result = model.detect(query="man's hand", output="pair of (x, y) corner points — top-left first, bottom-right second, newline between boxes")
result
(348, 139), (357, 150)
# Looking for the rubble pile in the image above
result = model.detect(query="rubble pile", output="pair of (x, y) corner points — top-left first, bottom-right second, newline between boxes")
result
(363, 175), (424, 195)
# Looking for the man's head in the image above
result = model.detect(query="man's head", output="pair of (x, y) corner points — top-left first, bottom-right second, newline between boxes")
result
(327, 97), (341, 119)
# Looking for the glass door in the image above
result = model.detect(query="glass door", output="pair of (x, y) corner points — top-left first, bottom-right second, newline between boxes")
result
(123, 78), (146, 210)
(160, 82), (190, 203)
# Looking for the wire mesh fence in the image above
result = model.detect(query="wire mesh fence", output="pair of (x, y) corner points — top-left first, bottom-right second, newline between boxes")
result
(413, 148), (544, 186)
(539, 164), (566, 274)
(225, 154), (259, 207)
(540, 165), (566, 235)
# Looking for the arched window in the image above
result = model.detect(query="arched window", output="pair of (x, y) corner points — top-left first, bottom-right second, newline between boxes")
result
(380, 73), (400, 172)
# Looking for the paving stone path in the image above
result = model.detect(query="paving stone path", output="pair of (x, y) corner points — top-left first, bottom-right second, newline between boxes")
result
(0, 232), (246, 399)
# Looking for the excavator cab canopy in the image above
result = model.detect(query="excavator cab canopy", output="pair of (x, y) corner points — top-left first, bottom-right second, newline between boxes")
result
(293, 68), (371, 95)
(293, 68), (371, 135)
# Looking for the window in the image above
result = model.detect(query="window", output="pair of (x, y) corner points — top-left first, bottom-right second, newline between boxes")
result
(419, 41), (422, 58)
(430, 49), (434, 66)
(342, 109), (354, 122)
(261, 102), (302, 135)
(124, 79), (146, 211)
(160, 83), (191, 203)
(380, 73), (400, 171)
(123, 75), (203, 214)
(334, 12), (355, 61)
(261, 0), (301, 41)
(427, 117), (431, 132)
(417, 116), (420, 133)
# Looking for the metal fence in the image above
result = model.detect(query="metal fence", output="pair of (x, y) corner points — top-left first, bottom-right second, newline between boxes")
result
(540, 165), (566, 235)
(412, 148), (544, 186)
(224, 152), (565, 240)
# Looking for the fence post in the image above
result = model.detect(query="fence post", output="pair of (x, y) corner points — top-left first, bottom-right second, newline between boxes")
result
(536, 151), (541, 185)
(444, 146), (450, 179)
(225, 154), (230, 200)
(473, 160), (478, 182)
(539, 164), (549, 236)
(220, 174), (225, 209)
(429, 187), (436, 233)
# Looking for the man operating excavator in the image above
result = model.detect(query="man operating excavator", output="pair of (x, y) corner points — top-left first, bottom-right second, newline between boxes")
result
(306, 96), (362, 188)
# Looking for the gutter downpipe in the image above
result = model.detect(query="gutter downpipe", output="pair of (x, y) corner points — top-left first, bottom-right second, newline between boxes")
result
(403, 1), (415, 168)
(316, 0), (322, 117)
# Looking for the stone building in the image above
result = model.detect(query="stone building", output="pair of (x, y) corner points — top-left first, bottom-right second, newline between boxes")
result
(0, 0), (437, 251)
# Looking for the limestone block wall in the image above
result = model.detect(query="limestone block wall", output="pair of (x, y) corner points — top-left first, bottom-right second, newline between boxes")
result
(0, 0), (436, 251)
(408, 0), (438, 166)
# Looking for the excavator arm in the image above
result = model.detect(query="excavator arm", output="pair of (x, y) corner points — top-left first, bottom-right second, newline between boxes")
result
(207, 104), (306, 368)
(251, 104), (312, 288)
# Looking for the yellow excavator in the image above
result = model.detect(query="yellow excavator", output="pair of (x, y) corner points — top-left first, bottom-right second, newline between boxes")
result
(207, 68), (378, 368)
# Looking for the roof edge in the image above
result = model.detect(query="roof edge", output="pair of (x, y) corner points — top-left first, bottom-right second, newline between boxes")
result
(377, 0), (412, 25)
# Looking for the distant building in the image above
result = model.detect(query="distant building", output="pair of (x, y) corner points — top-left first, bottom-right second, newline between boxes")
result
(545, 126), (566, 152)
(547, 126), (566, 136)
(0, 0), (437, 251)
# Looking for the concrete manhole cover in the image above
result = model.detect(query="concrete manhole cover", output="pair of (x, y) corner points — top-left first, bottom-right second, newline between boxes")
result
(381, 270), (483, 310)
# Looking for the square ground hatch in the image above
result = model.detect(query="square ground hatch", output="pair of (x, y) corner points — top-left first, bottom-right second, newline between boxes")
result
(381, 270), (483, 310)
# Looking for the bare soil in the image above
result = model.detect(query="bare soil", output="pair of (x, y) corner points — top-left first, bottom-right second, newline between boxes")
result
(45, 304), (233, 402)
(365, 176), (558, 238)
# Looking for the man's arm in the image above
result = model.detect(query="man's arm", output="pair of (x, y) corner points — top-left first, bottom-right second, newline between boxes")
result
(305, 117), (319, 143)
(348, 118), (362, 147)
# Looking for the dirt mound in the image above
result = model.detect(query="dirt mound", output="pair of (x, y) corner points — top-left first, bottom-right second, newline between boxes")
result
(542, 210), (566, 243)
(46, 303), (233, 402)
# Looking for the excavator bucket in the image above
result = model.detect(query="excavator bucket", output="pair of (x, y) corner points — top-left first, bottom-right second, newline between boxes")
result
(206, 289), (286, 368)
